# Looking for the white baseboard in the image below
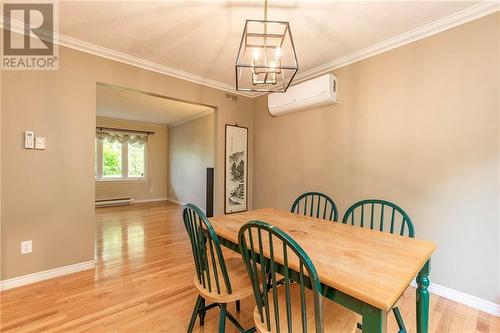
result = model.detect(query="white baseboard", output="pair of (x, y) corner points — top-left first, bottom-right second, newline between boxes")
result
(0, 260), (96, 291)
(410, 280), (500, 317)
(167, 198), (207, 213)
(166, 198), (188, 206)
(133, 197), (169, 204)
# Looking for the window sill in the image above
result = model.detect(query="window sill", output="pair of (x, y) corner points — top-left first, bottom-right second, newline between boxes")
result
(95, 178), (146, 184)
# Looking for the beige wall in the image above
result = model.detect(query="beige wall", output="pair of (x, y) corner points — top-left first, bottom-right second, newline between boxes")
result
(168, 113), (215, 210)
(253, 13), (499, 303)
(95, 117), (168, 202)
(1, 42), (254, 280)
(0, 70), (3, 279)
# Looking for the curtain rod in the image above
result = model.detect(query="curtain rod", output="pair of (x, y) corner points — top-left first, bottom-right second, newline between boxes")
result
(96, 127), (155, 135)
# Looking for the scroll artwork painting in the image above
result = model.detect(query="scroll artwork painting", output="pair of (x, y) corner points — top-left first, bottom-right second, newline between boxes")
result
(224, 124), (248, 214)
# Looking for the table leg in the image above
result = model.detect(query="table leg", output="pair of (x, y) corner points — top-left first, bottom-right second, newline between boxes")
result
(416, 259), (431, 333)
(362, 303), (387, 332)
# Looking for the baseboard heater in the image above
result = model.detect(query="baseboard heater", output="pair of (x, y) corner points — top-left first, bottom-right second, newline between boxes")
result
(95, 197), (134, 207)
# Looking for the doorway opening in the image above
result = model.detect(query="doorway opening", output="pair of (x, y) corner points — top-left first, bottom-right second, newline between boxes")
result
(94, 82), (216, 214)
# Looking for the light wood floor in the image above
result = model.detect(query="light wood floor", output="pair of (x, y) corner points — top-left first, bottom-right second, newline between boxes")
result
(1, 201), (498, 332)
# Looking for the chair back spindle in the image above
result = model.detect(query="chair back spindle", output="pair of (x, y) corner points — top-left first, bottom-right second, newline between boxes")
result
(183, 203), (232, 295)
(239, 221), (325, 333)
(342, 199), (415, 237)
(291, 192), (339, 222)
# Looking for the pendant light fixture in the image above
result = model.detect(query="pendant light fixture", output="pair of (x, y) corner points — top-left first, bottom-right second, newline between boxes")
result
(235, 0), (298, 93)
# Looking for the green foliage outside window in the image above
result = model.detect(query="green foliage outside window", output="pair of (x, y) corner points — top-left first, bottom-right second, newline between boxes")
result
(128, 143), (145, 177)
(103, 139), (122, 177)
(96, 137), (146, 179)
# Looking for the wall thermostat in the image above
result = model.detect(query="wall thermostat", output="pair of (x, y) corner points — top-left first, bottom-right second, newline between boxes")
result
(24, 131), (34, 149)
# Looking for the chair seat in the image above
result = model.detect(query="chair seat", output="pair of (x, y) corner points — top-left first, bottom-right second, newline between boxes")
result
(254, 284), (358, 333)
(193, 257), (255, 304)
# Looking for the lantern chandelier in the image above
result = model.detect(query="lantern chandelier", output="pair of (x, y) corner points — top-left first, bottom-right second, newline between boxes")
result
(235, 0), (298, 93)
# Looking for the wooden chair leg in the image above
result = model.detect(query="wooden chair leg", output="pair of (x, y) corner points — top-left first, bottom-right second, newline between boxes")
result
(224, 304), (256, 333)
(393, 306), (407, 333)
(226, 307), (245, 331)
(199, 297), (206, 325)
(188, 295), (203, 333)
(219, 304), (227, 333)
(236, 300), (241, 312)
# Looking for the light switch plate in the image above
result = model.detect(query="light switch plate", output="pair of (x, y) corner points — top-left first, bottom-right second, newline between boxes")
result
(21, 240), (32, 254)
(35, 137), (46, 150)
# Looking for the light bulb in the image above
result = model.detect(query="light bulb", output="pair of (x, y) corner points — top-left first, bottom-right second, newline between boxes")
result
(269, 61), (277, 78)
(252, 49), (260, 61)
(275, 47), (282, 59)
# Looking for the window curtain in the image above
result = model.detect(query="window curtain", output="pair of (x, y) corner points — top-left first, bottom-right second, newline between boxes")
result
(96, 131), (148, 145)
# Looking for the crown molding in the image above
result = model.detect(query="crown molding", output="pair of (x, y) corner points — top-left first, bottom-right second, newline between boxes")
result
(0, 16), (254, 98)
(292, 1), (500, 85)
(2, 1), (498, 98)
(56, 34), (255, 98)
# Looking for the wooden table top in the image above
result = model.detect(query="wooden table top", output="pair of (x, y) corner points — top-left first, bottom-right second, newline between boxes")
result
(210, 208), (437, 312)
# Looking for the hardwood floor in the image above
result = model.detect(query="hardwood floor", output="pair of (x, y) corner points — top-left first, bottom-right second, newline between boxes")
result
(1, 201), (498, 332)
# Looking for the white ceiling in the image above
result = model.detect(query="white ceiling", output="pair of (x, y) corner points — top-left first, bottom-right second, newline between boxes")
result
(60, 1), (486, 93)
(96, 83), (213, 126)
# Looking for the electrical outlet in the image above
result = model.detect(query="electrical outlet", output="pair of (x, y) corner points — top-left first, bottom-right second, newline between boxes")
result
(193, 192), (197, 200)
(21, 240), (32, 254)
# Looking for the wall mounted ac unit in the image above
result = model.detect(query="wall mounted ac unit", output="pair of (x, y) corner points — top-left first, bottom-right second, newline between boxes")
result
(268, 74), (337, 116)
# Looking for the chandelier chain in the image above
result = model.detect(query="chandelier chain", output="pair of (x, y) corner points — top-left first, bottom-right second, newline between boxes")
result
(264, 0), (268, 63)
(264, 0), (268, 21)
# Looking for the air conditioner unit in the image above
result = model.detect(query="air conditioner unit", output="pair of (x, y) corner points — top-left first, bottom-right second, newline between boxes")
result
(268, 74), (337, 116)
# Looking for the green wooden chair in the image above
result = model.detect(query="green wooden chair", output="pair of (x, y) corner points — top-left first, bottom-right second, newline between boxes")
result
(290, 192), (339, 222)
(238, 221), (357, 333)
(342, 199), (415, 333)
(183, 204), (256, 333)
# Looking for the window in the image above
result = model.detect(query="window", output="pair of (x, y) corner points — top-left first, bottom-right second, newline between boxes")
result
(128, 142), (145, 178)
(103, 138), (123, 178)
(95, 132), (147, 181)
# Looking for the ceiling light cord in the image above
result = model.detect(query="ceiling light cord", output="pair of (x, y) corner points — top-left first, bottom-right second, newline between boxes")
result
(264, 0), (268, 64)
(264, 0), (268, 21)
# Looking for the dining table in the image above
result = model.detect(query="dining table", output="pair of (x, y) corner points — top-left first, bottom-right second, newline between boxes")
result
(209, 208), (437, 333)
